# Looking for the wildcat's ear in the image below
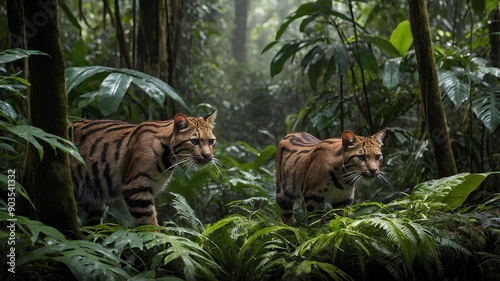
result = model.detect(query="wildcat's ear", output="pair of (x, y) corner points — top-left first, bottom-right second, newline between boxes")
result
(205, 110), (217, 127)
(341, 130), (356, 148)
(372, 129), (386, 145)
(174, 113), (189, 131)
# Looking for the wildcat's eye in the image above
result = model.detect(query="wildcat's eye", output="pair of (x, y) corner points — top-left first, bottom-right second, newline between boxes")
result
(209, 139), (216, 145)
(375, 154), (382, 161)
(357, 155), (366, 161)
(191, 138), (200, 145)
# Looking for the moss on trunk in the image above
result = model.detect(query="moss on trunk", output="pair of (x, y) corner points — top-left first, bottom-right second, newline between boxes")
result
(21, 0), (80, 239)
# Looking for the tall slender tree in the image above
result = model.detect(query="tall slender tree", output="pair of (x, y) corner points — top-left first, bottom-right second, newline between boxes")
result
(232, 0), (248, 62)
(136, 0), (185, 116)
(20, 0), (80, 238)
(408, 0), (457, 177)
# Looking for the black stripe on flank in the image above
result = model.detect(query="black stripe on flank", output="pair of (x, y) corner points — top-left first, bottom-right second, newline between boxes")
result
(128, 124), (161, 142)
(124, 172), (155, 185)
(122, 185), (153, 199)
(103, 163), (113, 192)
(329, 170), (344, 190)
(114, 134), (127, 161)
(89, 137), (104, 156)
(130, 210), (154, 218)
(80, 120), (124, 131)
(91, 162), (103, 199)
(124, 198), (154, 208)
(161, 143), (173, 169)
(101, 143), (109, 162)
(78, 124), (117, 146)
(104, 124), (135, 133)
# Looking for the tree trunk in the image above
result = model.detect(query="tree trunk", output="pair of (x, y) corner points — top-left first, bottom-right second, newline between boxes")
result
(408, 0), (457, 177)
(232, 0), (248, 62)
(137, 0), (185, 116)
(21, 0), (80, 239)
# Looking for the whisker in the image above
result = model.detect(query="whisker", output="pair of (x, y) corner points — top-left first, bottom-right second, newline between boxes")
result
(162, 157), (193, 174)
(377, 172), (392, 187)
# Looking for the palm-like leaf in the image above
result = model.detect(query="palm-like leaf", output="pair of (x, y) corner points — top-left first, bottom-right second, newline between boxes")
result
(0, 120), (84, 164)
(439, 69), (470, 107)
(65, 66), (190, 116)
(472, 84), (500, 133)
(411, 172), (494, 209)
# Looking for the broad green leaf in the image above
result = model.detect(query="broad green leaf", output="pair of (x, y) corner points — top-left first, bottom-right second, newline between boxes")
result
(470, 0), (485, 15)
(323, 56), (337, 84)
(334, 43), (349, 76)
(254, 145), (276, 169)
(438, 70), (469, 107)
(472, 87), (500, 133)
(271, 40), (302, 77)
(316, 0), (332, 11)
(271, 38), (328, 78)
(0, 48), (48, 64)
(360, 34), (400, 58)
(307, 48), (325, 90)
(0, 100), (17, 121)
(390, 20), (413, 56)
(301, 45), (321, 72)
(66, 66), (191, 113)
(97, 73), (133, 116)
(475, 66), (500, 80)
(119, 68), (188, 110)
(66, 66), (114, 93)
(276, 3), (316, 40)
(412, 173), (495, 209)
(383, 57), (402, 90)
(358, 45), (378, 74)
(261, 40), (281, 54)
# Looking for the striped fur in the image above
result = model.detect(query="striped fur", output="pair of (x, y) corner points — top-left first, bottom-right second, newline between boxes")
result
(275, 129), (387, 225)
(70, 111), (217, 226)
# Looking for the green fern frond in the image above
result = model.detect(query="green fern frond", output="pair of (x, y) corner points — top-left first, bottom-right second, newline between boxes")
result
(170, 192), (205, 232)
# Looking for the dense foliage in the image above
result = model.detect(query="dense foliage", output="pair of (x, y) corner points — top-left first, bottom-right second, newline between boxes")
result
(1, 0), (500, 280)
(1, 172), (499, 280)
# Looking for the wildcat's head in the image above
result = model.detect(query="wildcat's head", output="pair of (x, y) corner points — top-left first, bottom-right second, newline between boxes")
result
(341, 129), (388, 185)
(171, 111), (217, 167)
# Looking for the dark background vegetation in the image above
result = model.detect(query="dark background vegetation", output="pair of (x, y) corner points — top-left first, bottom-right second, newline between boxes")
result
(0, 0), (499, 280)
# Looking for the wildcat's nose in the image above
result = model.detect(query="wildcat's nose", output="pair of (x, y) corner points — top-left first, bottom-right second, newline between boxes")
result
(368, 167), (378, 175)
(201, 152), (212, 160)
